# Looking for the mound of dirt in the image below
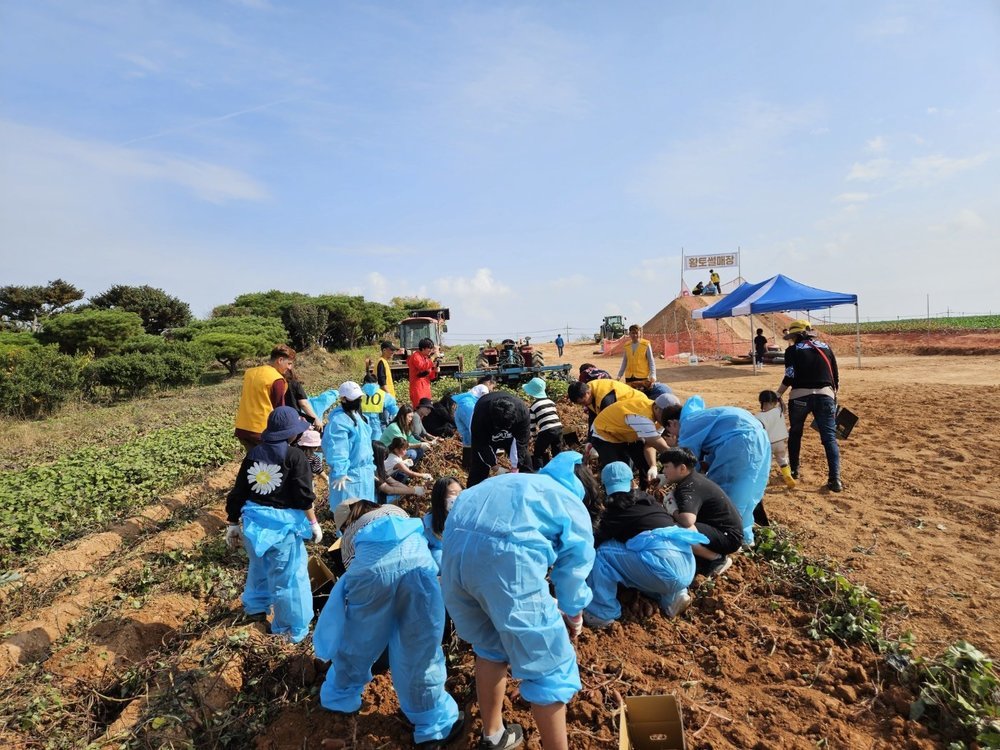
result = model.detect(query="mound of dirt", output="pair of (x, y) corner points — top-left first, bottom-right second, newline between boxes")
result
(637, 295), (797, 358)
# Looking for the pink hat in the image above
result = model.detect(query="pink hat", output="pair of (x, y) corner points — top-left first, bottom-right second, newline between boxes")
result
(297, 429), (321, 448)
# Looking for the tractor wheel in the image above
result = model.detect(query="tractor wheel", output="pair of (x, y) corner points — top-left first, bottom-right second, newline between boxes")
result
(532, 350), (544, 367)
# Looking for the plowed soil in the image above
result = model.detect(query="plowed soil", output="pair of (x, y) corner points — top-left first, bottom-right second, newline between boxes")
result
(1, 347), (998, 749)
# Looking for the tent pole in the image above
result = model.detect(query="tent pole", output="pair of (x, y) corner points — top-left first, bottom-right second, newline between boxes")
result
(750, 312), (757, 375)
(855, 303), (861, 368)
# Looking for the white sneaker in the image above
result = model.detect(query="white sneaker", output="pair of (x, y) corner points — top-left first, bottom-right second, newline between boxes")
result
(665, 591), (693, 617)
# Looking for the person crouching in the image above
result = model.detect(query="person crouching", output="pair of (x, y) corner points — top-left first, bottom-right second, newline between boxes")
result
(314, 498), (465, 749)
(583, 462), (707, 628)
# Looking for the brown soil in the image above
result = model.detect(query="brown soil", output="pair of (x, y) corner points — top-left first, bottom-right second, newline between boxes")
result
(3, 346), (999, 749)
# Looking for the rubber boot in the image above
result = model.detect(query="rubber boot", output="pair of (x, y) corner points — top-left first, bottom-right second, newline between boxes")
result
(780, 464), (797, 488)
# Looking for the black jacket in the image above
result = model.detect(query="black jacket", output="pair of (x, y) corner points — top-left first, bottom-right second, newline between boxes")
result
(782, 339), (838, 390)
(471, 391), (534, 472)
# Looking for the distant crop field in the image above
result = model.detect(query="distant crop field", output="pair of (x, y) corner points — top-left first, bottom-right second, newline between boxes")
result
(822, 315), (1000, 335)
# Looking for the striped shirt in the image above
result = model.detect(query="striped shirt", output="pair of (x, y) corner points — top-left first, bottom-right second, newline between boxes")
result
(529, 398), (563, 435)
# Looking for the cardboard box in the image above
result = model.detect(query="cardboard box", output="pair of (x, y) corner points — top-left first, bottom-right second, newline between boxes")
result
(308, 555), (336, 616)
(619, 694), (687, 750)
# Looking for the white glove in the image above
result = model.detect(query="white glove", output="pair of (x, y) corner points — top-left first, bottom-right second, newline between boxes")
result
(495, 467), (510, 475)
(663, 490), (679, 516)
(420, 442), (431, 450)
(420, 473), (433, 481)
(413, 486), (426, 497)
(225, 524), (243, 550)
(403, 458), (414, 467)
(646, 466), (659, 483)
(310, 522), (323, 545)
(331, 475), (348, 492)
(562, 612), (584, 639)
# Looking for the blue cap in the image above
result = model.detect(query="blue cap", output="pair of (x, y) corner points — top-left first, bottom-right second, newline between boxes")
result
(601, 461), (634, 495)
(521, 377), (547, 399)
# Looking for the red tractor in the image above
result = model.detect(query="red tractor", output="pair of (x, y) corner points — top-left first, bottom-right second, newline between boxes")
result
(475, 336), (544, 371)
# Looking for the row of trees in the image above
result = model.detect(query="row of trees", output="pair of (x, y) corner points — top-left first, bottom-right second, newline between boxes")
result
(0, 280), (440, 419)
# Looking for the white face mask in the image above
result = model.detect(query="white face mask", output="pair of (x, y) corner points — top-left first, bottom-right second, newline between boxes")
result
(445, 496), (457, 512)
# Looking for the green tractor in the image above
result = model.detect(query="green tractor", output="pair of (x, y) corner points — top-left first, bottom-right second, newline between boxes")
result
(595, 315), (627, 343)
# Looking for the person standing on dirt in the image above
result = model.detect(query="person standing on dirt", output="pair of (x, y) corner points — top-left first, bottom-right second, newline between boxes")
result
(376, 341), (398, 398)
(754, 328), (768, 366)
(315, 498), (466, 748)
(440, 452), (596, 750)
(554, 333), (564, 357)
(225, 406), (322, 643)
(617, 324), (657, 389)
(322, 381), (376, 507)
(658, 396), (771, 545)
(234, 344), (295, 451)
(776, 319), (842, 492)
(467, 390), (535, 487)
(710, 269), (721, 293)
(660, 447), (744, 578)
(283, 366), (323, 431)
(522, 377), (564, 468)
(360, 374), (398, 442)
(590, 392), (679, 483)
(583, 462), (707, 628)
(408, 338), (438, 408)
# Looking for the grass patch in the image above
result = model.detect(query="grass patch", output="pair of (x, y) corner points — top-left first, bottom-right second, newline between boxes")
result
(822, 315), (1000, 335)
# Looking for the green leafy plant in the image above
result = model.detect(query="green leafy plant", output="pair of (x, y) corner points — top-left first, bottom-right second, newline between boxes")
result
(0, 417), (239, 567)
(907, 641), (1000, 748)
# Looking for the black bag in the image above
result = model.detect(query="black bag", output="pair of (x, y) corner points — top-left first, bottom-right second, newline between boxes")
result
(810, 405), (858, 440)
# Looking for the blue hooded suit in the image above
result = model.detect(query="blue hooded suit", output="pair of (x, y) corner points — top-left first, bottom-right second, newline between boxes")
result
(321, 406), (376, 506)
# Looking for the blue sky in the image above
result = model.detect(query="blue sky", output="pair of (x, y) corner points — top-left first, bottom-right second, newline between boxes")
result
(2, 0), (998, 342)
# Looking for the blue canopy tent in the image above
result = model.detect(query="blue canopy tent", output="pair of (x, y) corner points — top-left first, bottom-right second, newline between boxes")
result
(692, 274), (861, 370)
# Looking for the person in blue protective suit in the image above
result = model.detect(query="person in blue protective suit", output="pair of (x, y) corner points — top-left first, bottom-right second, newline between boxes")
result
(659, 395), (771, 545)
(314, 498), (465, 749)
(422, 476), (462, 570)
(360, 374), (398, 442)
(453, 383), (489, 470)
(441, 452), (597, 750)
(583, 462), (707, 629)
(225, 406), (323, 643)
(322, 381), (376, 507)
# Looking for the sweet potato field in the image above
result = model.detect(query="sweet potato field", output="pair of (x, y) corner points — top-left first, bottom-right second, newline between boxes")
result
(1, 352), (998, 749)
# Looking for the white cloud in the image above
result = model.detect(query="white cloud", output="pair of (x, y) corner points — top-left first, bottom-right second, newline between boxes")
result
(846, 158), (891, 182)
(1, 119), (266, 203)
(866, 136), (886, 153)
(900, 153), (991, 186)
(432, 268), (514, 321)
(834, 192), (871, 204)
(929, 209), (987, 233)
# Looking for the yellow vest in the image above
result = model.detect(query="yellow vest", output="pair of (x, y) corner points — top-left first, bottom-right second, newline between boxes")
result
(234, 364), (284, 433)
(362, 388), (388, 414)
(588, 379), (645, 416)
(622, 339), (653, 380)
(711, 272), (720, 286)
(379, 357), (396, 398)
(593, 396), (655, 444)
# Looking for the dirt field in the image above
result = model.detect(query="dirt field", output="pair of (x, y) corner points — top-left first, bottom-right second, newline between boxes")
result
(1, 342), (998, 749)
